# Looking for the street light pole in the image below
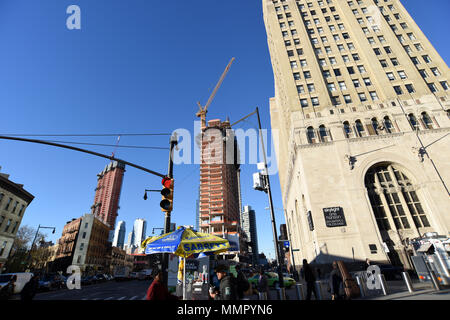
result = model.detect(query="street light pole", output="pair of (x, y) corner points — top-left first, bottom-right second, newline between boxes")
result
(255, 107), (285, 290)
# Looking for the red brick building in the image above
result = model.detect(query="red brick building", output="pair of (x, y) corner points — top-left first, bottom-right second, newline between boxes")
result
(91, 161), (125, 230)
(198, 119), (246, 256)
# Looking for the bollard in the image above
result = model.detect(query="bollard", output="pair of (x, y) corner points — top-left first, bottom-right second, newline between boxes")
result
(402, 272), (414, 293)
(429, 271), (442, 291)
(377, 274), (388, 296)
(276, 287), (286, 300)
(296, 283), (305, 300)
(314, 281), (323, 300)
(258, 292), (268, 300)
(356, 276), (366, 298)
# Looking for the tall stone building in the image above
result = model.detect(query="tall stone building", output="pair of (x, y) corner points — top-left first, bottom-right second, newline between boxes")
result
(112, 221), (126, 249)
(263, 0), (450, 269)
(91, 161), (126, 230)
(0, 169), (34, 271)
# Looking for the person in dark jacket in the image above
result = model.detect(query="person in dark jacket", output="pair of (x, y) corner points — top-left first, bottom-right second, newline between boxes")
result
(256, 269), (269, 300)
(328, 261), (343, 300)
(209, 264), (237, 300)
(301, 259), (317, 300)
(21, 275), (39, 301)
(145, 269), (178, 300)
(0, 275), (17, 300)
(235, 265), (249, 300)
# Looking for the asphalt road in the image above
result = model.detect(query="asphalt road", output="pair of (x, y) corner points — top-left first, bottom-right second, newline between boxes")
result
(33, 279), (152, 300)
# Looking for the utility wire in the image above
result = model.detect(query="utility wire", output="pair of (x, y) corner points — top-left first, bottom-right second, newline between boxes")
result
(42, 140), (169, 150)
(0, 133), (171, 137)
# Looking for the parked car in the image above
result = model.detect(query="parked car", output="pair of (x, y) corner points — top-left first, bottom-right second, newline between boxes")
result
(248, 272), (296, 289)
(93, 274), (107, 283)
(129, 272), (138, 280)
(0, 273), (34, 295)
(81, 276), (94, 286)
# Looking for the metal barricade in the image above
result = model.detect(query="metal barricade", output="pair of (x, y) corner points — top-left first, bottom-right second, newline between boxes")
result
(258, 292), (268, 300)
(276, 287), (286, 300)
(356, 276), (366, 298)
(295, 283), (304, 300)
(402, 272), (414, 293)
(377, 274), (388, 296)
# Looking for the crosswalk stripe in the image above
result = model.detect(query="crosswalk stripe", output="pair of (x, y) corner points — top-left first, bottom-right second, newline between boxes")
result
(130, 296), (138, 300)
(104, 297), (114, 300)
(118, 296), (126, 300)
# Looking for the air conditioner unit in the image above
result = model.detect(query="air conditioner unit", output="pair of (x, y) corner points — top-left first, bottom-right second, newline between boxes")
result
(253, 172), (266, 192)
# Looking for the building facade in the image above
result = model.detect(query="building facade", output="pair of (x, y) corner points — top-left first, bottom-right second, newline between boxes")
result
(0, 170), (34, 271)
(91, 161), (126, 230)
(241, 205), (259, 265)
(112, 220), (126, 249)
(263, 0), (450, 269)
(198, 119), (246, 257)
(54, 218), (82, 272)
(72, 213), (111, 274)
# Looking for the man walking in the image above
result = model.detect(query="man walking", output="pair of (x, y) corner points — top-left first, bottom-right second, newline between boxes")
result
(235, 265), (249, 300)
(301, 259), (317, 300)
(209, 264), (237, 300)
(328, 261), (343, 300)
(257, 269), (269, 300)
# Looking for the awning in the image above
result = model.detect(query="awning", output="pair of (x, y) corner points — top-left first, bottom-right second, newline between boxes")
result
(417, 243), (432, 253)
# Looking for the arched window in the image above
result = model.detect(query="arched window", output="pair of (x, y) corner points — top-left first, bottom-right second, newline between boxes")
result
(447, 109), (450, 120)
(383, 116), (395, 133)
(319, 125), (329, 142)
(408, 113), (419, 131)
(365, 164), (431, 232)
(343, 121), (352, 138)
(371, 117), (380, 135)
(421, 112), (434, 129)
(355, 120), (365, 137)
(307, 126), (316, 144)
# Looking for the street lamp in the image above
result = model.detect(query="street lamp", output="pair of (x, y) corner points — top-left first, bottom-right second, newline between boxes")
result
(26, 224), (56, 271)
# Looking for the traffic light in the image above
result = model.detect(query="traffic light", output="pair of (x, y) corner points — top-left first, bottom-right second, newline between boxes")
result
(160, 177), (174, 212)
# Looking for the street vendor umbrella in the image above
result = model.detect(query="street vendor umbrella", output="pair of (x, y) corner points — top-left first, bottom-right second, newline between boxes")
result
(143, 226), (230, 299)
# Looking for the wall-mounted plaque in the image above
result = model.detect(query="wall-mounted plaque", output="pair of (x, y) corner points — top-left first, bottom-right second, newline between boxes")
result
(323, 207), (346, 227)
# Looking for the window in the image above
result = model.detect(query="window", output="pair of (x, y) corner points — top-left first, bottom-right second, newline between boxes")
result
(4, 198), (12, 211)
(391, 58), (399, 66)
(334, 68), (342, 76)
(408, 114), (419, 130)
(398, 71), (407, 79)
(290, 61), (298, 69)
(300, 99), (309, 107)
(308, 84), (315, 92)
(82, 232), (87, 239)
(0, 193), (3, 205)
(311, 97), (320, 106)
(85, 223), (89, 228)
(358, 65), (366, 73)
(12, 201), (18, 214)
(327, 83), (336, 92)
(370, 91), (379, 101)
(393, 86), (403, 95)
(297, 85), (305, 93)
(387, 72), (395, 81)
(383, 116), (395, 134)
(304, 71), (311, 79)
(405, 84), (415, 93)
(4, 219), (12, 233)
(80, 243), (84, 250)
(423, 55), (431, 63)
(428, 83), (437, 93)
(338, 81), (347, 90)
(293, 72), (301, 80)
(344, 95), (352, 103)
(10, 221), (18, 234)
(421, 112), (434, 129)
(431, 68), (441, 76)
(352, 79), (360, 88)
(319, 125), (329, 142)
(380, 60), (388, 68)
(347, 66), (355, 74)
(355, 120), (365, 137)
(441, 81), (449, 91)
(358, 92), (367, 102)
(300, 59), (308, 67)
(307, 127), (316, 143)
(384, 46), (392, 54)
(363, 78), (372, 86)
(18, 205), (25, 216)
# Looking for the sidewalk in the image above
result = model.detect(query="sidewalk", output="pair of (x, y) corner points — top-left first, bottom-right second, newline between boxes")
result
(359, 281), (450, 300)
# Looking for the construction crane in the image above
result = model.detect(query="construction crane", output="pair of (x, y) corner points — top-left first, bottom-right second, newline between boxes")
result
(111, 135), (121, 159)
(196, 57), (235, 129)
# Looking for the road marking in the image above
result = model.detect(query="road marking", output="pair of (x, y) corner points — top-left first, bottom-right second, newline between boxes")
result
(129, 296), (138, 300)
(92, 298), (101, 300)
(117, 296), (126, 300)
(142, 295), (146, 300)
(104, 297), (114, 300)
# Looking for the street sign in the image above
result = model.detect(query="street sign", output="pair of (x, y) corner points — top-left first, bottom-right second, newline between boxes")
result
(284, 241), (290, 248)
(292, 249), (300, 252)
(307, 211), (314, 231)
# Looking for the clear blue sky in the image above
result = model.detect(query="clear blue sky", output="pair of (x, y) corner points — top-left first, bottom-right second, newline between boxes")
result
(0, 0), (448, 261)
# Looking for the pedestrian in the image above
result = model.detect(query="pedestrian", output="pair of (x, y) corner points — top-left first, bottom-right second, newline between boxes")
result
(256, 269), (269, 300)
(209, 264), (237, 300)
(316, 268), (322, 280)
(145, 269), (178, 300)
(364, 258), (371, 270)
(300, 259), (317, 300)
(21, 275), (40, 301)
(235, 265), (250, 300)
(328, 261), (343, 300)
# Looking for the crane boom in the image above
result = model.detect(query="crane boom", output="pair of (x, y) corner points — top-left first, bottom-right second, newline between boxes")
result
(196, 57), (235, 128)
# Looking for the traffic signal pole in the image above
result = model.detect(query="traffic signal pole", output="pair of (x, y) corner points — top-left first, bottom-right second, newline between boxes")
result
(161, 133), (178, 287)
(255, 107), (285, 291)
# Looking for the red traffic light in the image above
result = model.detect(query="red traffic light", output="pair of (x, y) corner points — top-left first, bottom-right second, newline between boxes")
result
(162, 177), (173, 189)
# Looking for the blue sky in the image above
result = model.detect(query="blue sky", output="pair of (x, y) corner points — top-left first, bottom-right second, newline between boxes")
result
(0, 0), (448, 261)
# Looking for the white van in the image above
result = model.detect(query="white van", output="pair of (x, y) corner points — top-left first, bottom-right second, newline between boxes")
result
(0, 272), (34, 294)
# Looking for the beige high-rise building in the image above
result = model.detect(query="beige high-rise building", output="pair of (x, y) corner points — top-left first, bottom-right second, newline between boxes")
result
(263, 0), (450, 269)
